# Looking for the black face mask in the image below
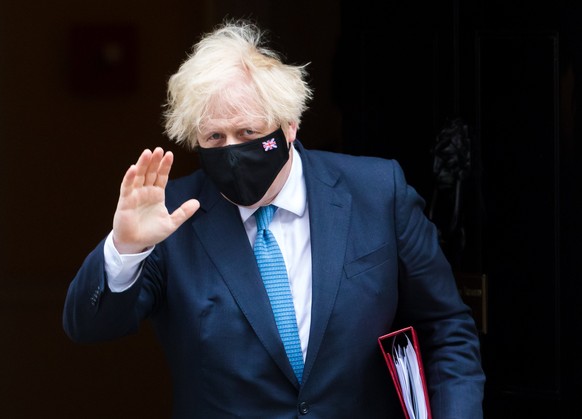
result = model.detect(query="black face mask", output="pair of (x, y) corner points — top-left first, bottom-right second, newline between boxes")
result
(198, 128), (290, 206)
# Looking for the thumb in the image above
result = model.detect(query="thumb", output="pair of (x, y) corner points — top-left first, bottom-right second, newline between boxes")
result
(169, 199), (200, 228)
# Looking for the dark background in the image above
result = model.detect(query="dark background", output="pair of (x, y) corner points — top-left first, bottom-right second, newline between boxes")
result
(1, 1), (580, 417)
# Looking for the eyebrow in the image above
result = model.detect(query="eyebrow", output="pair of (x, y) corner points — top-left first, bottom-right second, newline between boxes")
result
(201, 120), (267, 135)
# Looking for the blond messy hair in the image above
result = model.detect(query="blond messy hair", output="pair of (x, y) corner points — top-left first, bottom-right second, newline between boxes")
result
(164, 19), (313, 149)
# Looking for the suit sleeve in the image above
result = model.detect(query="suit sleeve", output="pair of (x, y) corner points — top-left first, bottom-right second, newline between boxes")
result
(62, 238), (160, 343)
(391, 161), (485, 419)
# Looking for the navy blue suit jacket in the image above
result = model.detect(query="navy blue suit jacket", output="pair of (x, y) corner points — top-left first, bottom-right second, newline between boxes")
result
(63, 142), (485, 418)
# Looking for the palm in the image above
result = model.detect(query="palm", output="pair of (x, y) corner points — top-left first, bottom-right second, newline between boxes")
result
(112, 148), (199, 254)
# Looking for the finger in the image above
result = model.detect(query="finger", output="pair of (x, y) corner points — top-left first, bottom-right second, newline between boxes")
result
(133, 149), (153, 187)
(144, 147), (165, 186)
(169, 199), (200, 227)
(154, 150), (174, 189)
(119, 164), (138, 198)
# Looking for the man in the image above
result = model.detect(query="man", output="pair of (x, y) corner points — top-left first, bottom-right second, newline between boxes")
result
(63, 19), (485, 418)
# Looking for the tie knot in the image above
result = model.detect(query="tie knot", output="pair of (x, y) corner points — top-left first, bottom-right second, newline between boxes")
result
(254, 205), (277, 231)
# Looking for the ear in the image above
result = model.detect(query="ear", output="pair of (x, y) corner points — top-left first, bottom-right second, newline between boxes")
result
(285, 122), (298, 143)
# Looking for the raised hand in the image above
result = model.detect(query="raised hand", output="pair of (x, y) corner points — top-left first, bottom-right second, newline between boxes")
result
(112, 147), (200, 254)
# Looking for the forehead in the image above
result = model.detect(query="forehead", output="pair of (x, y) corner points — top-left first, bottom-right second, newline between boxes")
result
(199, 78), (270, 132)
(199, 114), (269, 135)
(201, 96), (269, 134)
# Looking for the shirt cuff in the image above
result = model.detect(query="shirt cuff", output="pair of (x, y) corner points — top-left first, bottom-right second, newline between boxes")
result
(104, 231), (154, 292)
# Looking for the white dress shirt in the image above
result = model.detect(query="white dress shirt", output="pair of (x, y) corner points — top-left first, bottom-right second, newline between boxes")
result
(104, 145), (312, 360)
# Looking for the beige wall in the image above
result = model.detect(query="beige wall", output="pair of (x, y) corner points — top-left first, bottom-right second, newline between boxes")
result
(0, 2), (340, 417)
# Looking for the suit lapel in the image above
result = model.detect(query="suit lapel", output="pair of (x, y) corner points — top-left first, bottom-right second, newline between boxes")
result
(297, 145), (352, 383)
(191, 179), (301, 386)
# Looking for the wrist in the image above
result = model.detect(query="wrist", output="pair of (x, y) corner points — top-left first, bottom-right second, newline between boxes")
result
(112, 235), (148, 255)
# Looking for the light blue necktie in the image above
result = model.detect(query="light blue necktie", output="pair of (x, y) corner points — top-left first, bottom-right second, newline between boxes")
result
(254, 205), (304, 383)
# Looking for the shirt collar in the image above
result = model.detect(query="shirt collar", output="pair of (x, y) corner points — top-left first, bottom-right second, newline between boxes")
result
(239, 144), (306, 223)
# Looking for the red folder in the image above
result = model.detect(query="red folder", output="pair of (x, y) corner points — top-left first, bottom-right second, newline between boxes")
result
(378, 326), (432, 419)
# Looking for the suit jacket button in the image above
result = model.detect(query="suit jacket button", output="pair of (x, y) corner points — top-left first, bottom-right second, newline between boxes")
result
(298, 401), (310, 415)
(90, 288), (101, 306)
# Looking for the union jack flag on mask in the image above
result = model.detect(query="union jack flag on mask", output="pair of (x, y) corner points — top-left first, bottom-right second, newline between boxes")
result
(262, 138), (278, 151)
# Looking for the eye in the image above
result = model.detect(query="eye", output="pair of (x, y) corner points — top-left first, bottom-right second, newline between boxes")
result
(208, 133), (223, 141)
